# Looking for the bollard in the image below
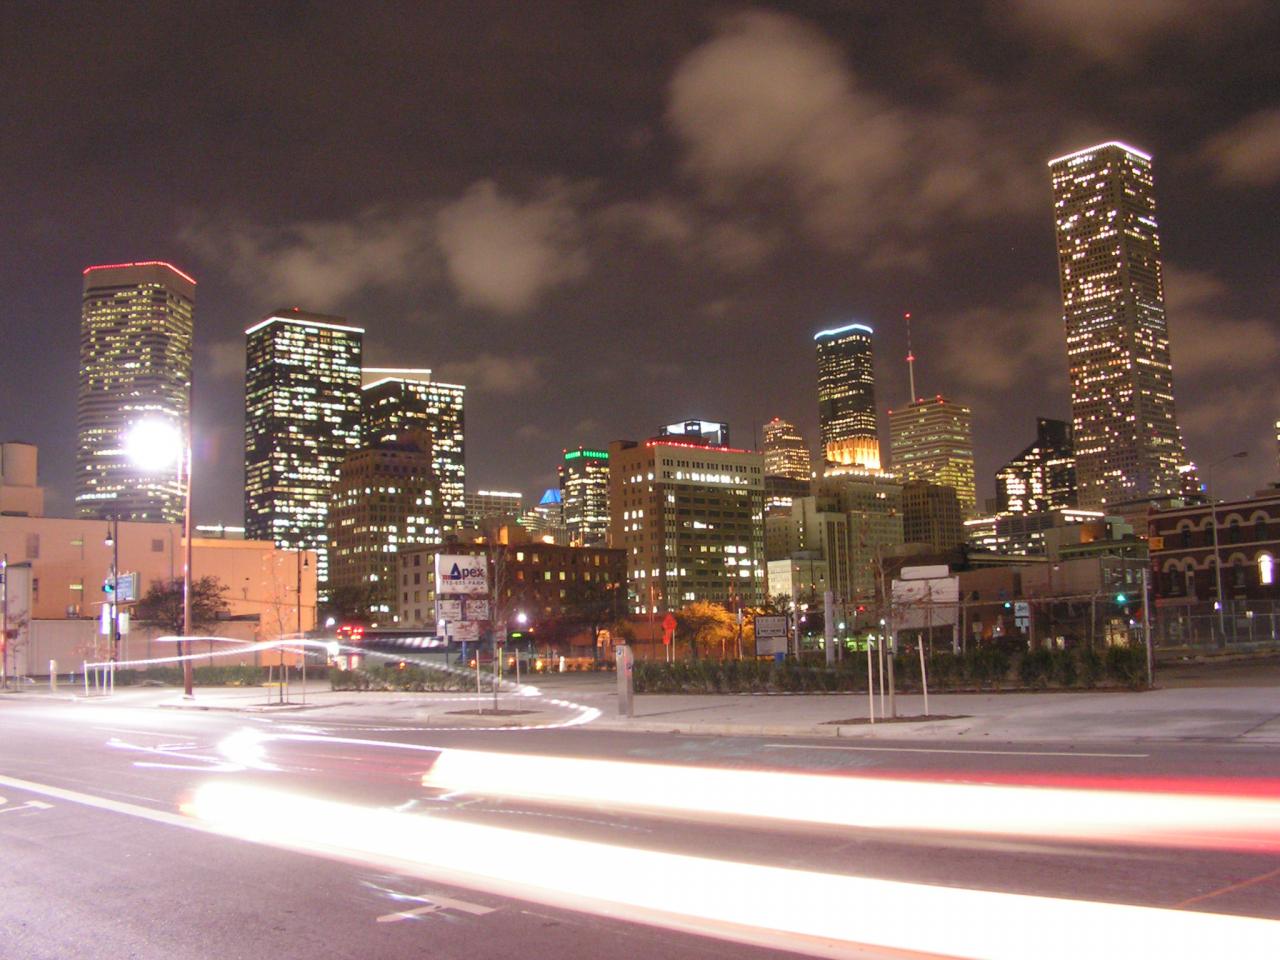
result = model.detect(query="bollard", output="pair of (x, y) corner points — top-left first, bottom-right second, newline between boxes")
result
(50, 660), (58, 692)
(615, 644), (634, 718)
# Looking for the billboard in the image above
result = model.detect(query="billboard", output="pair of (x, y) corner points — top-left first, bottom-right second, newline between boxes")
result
(435, 554), (489, 596)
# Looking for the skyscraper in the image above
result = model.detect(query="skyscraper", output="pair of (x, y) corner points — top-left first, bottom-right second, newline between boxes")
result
(244, 309), (363, 585)
(887, 396), (976, 515)
(609, 433), (765, 612)
(77, 262), (195, 522)
(995, 418), (1077, 515)
(815, 323), (880, 470)
(327, 434), (441, 621)
(560, 447), (610, 547)
(761, 417), (812, 480)
(900, 480), (964, 553)
(1049, 141), (1188, 507)
(361, 368), (466, 528)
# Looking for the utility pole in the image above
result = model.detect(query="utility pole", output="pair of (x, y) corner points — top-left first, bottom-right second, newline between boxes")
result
(1142, 567), (1154, 689)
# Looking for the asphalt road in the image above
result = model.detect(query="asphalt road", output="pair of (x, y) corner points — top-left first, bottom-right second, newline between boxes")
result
(2, 696), (1279, 959)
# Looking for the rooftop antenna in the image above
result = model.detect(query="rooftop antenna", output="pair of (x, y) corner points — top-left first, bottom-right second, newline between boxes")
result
(904, 311), (917, 404)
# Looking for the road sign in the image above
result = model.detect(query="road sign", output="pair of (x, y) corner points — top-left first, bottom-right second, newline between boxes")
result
(116, 572), (137, 603)
(754, 615), (787, 656)
(662, 612), (676, 645)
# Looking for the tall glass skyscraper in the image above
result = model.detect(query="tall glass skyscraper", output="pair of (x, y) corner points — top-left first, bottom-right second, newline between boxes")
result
(559, 447), (610, 547)
(77, 262), (195, 522)
(1049, 141), (1188, 507)
(361, 368), (466, 528)
(814, 323), (880, 470)
(244, 309), (364, 585)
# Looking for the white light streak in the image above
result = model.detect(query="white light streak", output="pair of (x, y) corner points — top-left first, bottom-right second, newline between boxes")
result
(185, 781), (1280, 960)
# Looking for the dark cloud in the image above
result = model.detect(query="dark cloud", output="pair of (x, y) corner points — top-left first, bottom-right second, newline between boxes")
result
(1201, 108), (1280, 186)
(1, 2), (1278, 519)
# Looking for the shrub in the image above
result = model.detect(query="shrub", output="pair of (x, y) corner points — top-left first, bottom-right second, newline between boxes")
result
(1019, 648), (1054, 688)
(1104, 643), (1148, 689)
(1077, 646), (1104, 688)
(1051, 648), (1078, 688)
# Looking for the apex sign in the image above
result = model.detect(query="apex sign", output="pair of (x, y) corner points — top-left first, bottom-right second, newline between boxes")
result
(435, 554), (489, 596)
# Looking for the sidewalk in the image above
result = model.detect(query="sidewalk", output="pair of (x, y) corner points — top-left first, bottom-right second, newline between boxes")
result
(583, 685), (1280, 743)
(6, 674), (1279, 744)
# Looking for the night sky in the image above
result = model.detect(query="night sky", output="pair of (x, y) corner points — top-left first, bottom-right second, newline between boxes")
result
(3, 1), (1278, 524)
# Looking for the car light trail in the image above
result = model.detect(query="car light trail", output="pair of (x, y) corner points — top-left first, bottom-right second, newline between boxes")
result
(184, 781), (1280, 960)
(421, 749), (1280, 853)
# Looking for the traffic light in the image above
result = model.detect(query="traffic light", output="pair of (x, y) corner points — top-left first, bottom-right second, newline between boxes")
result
(1115, 592), (1128, 605)
(1002, 601), (1012, 610)
(103, 578), (115, 595)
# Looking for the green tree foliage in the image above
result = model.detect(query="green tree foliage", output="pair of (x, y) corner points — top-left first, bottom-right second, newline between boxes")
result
(134, 576), (230, 635)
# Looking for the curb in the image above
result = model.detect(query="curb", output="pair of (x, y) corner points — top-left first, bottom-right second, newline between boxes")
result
(587, 717), (971, 738)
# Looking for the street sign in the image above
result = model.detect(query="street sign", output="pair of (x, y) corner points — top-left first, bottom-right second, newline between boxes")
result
(116, 572), (137, 603)
(464, 598), (490, 621)
(436, 598), (462, 621)
(754, 615), (787, 656)
(446, 621), (482, 642)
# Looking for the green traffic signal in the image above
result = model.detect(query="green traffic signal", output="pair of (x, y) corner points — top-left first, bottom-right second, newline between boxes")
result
(1115, 593), (1127, 605)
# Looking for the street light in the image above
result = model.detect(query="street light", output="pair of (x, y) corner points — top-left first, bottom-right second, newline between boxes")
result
(126, 418), (192, 697)
(1205, 451), (1248, 644)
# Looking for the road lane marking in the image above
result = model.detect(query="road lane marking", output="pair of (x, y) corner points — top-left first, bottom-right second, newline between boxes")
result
(0, 799), (54, 815)
(0, 774), (197, 830)
(765, 744), (1149, 759)
(377, 893), (495, 922)
(1174, 867), (1280, 909)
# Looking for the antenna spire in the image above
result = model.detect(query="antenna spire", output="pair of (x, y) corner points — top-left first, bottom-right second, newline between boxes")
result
(904, 312), (917, 403)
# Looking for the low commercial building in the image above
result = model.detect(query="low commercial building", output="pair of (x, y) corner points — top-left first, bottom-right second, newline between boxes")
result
(609, 433), (765, 613)
(396, 541), (626, 630)
(1149, 487), (1280, 644)
(0, 514), (316, 676)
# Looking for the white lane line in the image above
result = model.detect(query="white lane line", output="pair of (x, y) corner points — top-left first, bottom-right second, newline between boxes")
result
(377, 893), (495, 922)
(765, 744), (1149, 759)
(0, 774), (198, 830)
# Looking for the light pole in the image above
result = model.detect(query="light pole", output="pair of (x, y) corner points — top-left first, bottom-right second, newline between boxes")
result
(105, 517), (120, 661)
(127, 419), (193, 697)
(1206, 451), (1248, 644)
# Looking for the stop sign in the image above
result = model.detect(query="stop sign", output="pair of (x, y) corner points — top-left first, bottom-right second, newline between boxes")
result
(662, 612), (676, 645)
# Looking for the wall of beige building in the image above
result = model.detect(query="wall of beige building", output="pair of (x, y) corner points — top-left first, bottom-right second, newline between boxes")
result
(0, 515), (316, 633)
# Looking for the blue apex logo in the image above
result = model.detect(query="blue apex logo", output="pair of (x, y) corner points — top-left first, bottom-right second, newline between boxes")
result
(447, 562), (485, 580)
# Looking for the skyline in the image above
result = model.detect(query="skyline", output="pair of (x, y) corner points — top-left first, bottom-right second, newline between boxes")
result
(3, 3), (1279, 523)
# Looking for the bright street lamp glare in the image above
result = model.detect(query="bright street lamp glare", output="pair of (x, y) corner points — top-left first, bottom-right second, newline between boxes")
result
(125, 419), (183, 472)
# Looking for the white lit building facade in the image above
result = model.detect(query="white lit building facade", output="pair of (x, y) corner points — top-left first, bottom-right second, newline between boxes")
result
(609, 436), (765, 613)
(361, 368), (466, 529)
(887, 395), (976, 515)
(560, 447), (610, 547)
(76, 262), (195, 523)
(1049, 142), (1189, 507)
(244, 309), (364, 586)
